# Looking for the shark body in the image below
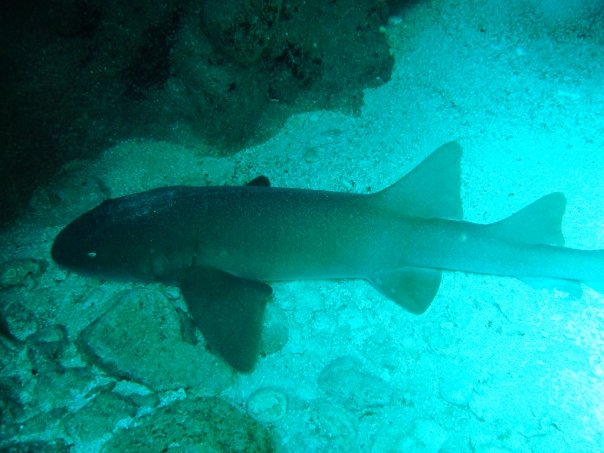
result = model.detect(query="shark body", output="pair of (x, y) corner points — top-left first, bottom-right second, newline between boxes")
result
(51, 142), (604, 371)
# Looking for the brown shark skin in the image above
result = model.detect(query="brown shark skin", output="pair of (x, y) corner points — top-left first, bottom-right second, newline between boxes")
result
(51, 142), (604, 370)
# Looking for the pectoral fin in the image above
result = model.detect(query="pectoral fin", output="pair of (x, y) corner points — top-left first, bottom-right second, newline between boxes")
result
(179, 267), (272, 372)
(370, 267), (442, 314)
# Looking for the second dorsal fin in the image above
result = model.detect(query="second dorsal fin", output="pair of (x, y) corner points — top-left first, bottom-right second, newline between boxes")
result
(487, 192), (566, 246)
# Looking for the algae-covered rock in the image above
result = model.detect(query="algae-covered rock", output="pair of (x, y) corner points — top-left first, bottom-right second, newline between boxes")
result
(78, 288), (231, 392)
(62, 388), (137, 443)
(0, 258), (47, 289)
(0, 440), (70, 453)
(0, 301), (39, 341)
(201, 0), (282, 65)
(103, 397), (276, 452)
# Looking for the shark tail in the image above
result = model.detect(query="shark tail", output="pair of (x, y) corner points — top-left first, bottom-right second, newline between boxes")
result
(485, 192), (604, 296)
(368, 143), (574, 312)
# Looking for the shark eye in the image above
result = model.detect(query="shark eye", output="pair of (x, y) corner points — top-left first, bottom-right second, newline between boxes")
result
(87, 252), (97, 258)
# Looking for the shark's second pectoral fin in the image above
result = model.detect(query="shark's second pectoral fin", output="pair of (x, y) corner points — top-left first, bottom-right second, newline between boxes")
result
(178, 267), (272, 372)
(369, 267), (442, 314)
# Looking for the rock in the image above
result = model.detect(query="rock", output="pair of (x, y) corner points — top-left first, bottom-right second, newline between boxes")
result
(0, 301), (39, 341)
(14, 408), (66, 439)
(303, 146), (320, 163)
(287, 400), (358, 451)
(371, 416), (449, 452)
(318, 356), (392, 408)
(0, 380), (26, 440)
(112, 380), (159, 409)
(409, 419), (449, 452)
(30, 325), (70, 364)
(103, 397), (276, 451)
(0, 258), (47, 289)
(62, 388), (137, 443)
(201, 0), (282, 65)
(0, 440), (70, 453)
(31, 324), (67, 344)
(260, 303), (289, 357)
(28, 366), (100, 416)
(162, 285), (180, 300)
(78, 288), (231, 392)
(247, 387), (287, 423)
(439, 366), (475, 407)
(0, 335), (20, 374)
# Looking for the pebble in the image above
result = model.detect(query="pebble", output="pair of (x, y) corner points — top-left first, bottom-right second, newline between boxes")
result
(1, 302), (38, 340)
(303, 147), (320, 163)
(246, 387), (287, 423)
(0, 258), (47, 289)
(163, 286), (181, 300)
(439, 366), (475, 407)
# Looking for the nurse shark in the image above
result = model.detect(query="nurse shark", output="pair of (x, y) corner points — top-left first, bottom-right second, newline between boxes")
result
(51, 142), (604, 371)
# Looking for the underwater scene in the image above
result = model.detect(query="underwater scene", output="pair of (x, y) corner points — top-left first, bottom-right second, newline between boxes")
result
(1, 0), (603, 451)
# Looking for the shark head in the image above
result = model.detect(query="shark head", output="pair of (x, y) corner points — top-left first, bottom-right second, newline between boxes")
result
(52, 199), (127, 278)
(52, 186), (211, 282)
(51, 194), (168, 281)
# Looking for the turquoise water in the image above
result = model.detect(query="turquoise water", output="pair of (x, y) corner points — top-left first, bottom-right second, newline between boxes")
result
(1, 0), (603, 451)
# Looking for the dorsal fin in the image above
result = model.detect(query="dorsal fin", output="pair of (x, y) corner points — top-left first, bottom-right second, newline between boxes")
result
(372, 141), (463, 219)
(246, 176), (271, 187)
(487, 192), (566, 246)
